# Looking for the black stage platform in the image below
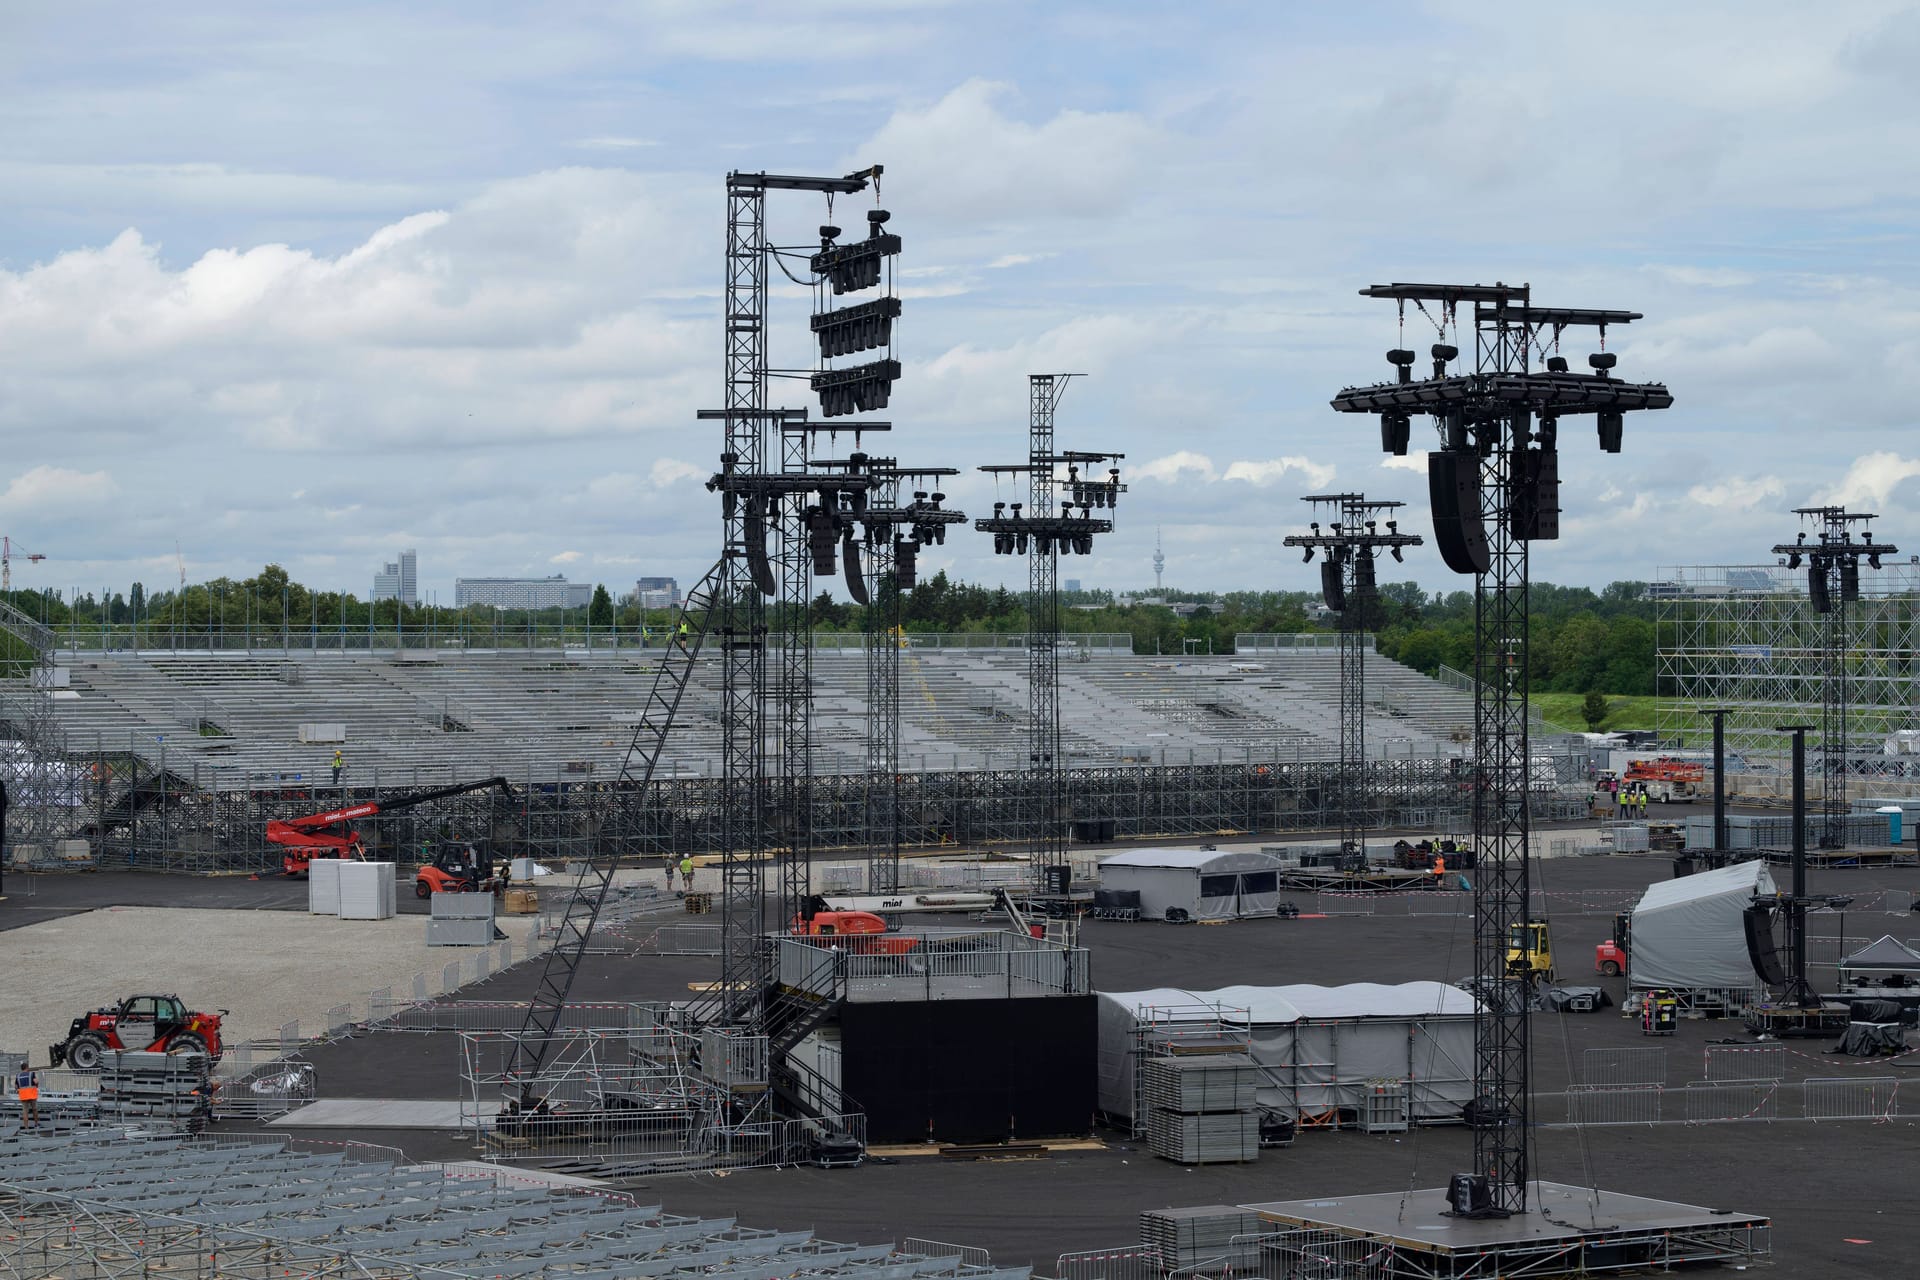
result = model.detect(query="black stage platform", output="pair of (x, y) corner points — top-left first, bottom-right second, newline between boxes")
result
(1249, 1181), (1769, 1277)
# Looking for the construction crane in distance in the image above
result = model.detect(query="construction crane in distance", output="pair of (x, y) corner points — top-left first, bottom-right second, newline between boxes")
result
(2, 536), (46, 593)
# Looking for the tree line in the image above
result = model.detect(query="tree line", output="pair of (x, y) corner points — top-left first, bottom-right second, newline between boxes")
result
(2, 565), (1659, 698)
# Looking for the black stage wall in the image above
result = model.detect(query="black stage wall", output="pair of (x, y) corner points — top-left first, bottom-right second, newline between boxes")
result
(838, 995), (1096, 1144)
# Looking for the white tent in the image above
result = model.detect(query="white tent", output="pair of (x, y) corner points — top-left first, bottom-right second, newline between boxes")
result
(1627, 858), (1776, 991)
(1097, 848), (1282, 921)
(1097, 982), (1478, 1124)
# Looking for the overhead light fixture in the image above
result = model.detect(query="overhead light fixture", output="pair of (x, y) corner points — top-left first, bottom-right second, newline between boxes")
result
(1588, 352), (1617, 373)
(1431, 343), (1459, 378)
(811, 296), (903, 359)
(812, 358), (902, 417)
(810, 209), (901, 295)
(1546, 356), (1570, 373)
(1387, 348), (1417, 385)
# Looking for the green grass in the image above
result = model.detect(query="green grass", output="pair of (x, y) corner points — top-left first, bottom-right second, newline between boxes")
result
(1529, 692), (1662, 734)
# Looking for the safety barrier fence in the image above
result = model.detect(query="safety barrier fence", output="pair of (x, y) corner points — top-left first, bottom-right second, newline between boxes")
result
(904, 1240), (996, 1269)
(1053, 1245), (1164, 1280)
(1547, 1076), (1911, 1126)
(1704, 1042), (1787, 1081)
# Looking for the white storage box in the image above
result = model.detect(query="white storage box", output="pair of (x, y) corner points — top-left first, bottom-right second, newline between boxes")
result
(307, 858), (342, 915)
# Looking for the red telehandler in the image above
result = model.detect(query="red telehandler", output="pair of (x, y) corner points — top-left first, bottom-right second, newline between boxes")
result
(265, 776), (512, 876)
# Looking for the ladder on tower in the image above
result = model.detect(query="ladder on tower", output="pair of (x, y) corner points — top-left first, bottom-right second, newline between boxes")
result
(506, 559), (721, 1083)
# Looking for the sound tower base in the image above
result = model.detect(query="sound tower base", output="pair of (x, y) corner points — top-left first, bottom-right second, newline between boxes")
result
(1246, 1181), (1768, 1278)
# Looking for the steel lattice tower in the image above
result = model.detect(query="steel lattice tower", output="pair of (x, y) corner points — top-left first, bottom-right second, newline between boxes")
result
(858, 464), (961, 892)
(977, 375), (1124, 885)
(1284, 494), (1421, 861)
(698, 167), (892, 1027)
(1771, 507), (1898, 850)
(1334, 283), (1671, 1216)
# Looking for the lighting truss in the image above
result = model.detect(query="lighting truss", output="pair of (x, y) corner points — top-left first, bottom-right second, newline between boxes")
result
(852, 461), (965, 893)
(1770, 506), (1900, 849)
(1282, 493), (1422, 864)
(1332, 281), (1672, 1217)
(975, 375), (1126, 886)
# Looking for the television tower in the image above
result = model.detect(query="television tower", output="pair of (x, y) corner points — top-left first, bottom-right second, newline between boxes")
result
(1152, 528), (1165, 592)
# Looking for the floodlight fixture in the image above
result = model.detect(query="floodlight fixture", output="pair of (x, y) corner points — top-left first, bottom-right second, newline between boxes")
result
(810, 209), (901, 295)
(811, 296), (902, 359)
(1546, 356), (1570, 373)
(812, 358), (902, 417)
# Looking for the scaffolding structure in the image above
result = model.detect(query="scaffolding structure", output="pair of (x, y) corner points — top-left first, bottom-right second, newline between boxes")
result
(1284, 494), (1422, 861)
(0, 598), (81, 869)
(1655, 561), (1920, 798)
(1334, 281), (1672, 1218)
(976, 375), (1125, 884)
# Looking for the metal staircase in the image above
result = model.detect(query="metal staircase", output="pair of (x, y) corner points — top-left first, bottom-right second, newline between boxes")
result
(506, 560), (721, 1082)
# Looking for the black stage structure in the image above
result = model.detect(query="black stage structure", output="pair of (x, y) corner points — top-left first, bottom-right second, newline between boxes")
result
(976, 375), (1125, 887)
(1284, 493), (1422, 863)
(1771, 506), (1898, 850)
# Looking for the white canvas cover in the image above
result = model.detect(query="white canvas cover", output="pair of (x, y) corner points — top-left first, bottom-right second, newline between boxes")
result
(1627, 858), (1775, 990)
(1099, 849), (1283, 921)
(1097, 982), (1477, 1123)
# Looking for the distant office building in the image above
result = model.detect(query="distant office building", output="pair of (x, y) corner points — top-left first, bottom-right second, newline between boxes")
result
(1063, 578), (1082, 593)
(370, 550), (417, 605)
(636, 576), (680, 609)
(455, 575), (592, 610)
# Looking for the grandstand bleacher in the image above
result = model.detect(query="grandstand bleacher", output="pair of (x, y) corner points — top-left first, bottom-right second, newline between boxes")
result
(51, 643), (1474, 787)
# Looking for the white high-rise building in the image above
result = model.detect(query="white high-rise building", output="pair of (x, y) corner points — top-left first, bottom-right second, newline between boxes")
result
(455, 575), (593, 609)
(371, 549), (418, 604)
(635, 576), (680, 610)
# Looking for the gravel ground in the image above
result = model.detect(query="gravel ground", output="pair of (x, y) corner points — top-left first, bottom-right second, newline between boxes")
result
(0, 904), (537, 1061)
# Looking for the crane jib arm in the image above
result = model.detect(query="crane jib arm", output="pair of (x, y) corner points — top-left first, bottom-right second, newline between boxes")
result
(265, 776), (512, 842)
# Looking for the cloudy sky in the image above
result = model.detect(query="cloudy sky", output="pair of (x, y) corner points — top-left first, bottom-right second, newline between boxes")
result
(4, 1), (1919, 602)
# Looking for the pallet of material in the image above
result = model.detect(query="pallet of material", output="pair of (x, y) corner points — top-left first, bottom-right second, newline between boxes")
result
(1140, 1205), (1267, 1271)
(1141, 1053), (1260, 1114)
(1147, 1110), (1259, 1164)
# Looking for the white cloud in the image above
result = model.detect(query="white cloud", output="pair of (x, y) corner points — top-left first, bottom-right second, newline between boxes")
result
(987, 253), (1050, 270)
(1381, 452), (1429, 473)
(1222, 457), (1336, 489)
(1133, 451), (1217, 484)
(1687, 475), (1786, 509)
(1817, 452), (1920, 509)
(549, 550), (584, 564)
(0, 466), (119, 510)
(648, 458), (707, 488)
(858, 79), (1162, 218)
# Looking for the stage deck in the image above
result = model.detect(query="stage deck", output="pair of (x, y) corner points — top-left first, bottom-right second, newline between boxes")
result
(1246, 1181), (1768, 1277)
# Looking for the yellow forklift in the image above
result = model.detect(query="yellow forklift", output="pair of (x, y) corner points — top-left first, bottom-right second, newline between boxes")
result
(1505, 920), (1555, 983)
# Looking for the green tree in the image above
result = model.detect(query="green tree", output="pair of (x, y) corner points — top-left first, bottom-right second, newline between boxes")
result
(1581, 690), (1611, 730)
(588, 584), (615, 628)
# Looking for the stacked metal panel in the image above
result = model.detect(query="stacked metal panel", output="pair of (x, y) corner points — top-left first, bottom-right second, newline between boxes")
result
(1140, 1205), (1266, 1272)
(338, 861), (396, 919)
(96, 1050), (212, 1132)
(427, 890), (496, 945)
(308, 857), (342, 914)
(1142, 1053), (1260, 1164)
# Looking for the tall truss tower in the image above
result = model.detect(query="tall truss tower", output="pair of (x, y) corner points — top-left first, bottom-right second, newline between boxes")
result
(855, 463), (962, 892)
(1771, 506), (1898, 849)
(1284, 494), (1421, 862)
(976, 375), (1124, 885)
(696, 167), (898, 1026)
(1333, 283), (1672, 1216)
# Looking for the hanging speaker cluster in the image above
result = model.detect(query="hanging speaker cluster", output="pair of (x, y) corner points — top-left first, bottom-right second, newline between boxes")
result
(811, 296), (901, 358)
(809, 210), (900, 294)
(1427, 451), (1491, 575)
(1320, 558), (1347, 613)
(812, 359), (901, 417)
(1808, 559), (1832, 613)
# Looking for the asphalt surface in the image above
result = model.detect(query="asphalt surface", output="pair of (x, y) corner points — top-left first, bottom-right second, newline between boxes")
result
(14, 850), (1920, 1275)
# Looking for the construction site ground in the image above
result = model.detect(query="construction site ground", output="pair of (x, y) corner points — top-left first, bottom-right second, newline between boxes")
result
(4, 842), (1918, 1277)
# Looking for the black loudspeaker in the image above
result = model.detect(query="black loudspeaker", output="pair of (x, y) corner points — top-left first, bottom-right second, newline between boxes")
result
(1381, 411), (1412, 455)
(1428, 451), (1491, 575)
(893, 537), (918, 589)
(744, 497), (777, 597)
(1841, 558), (1860, 602)
(1354, 549), (1376, 596)
(1509, 447), (1561, 542)
(1320, 559), (1346, 612)
(1809, 561), (1832, 614)
(1448, 1173), (1492, 1216)
(1744, 905), (1787, 987)
(842, 533), (868, 605)
(1044, 865), (1072, 895)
